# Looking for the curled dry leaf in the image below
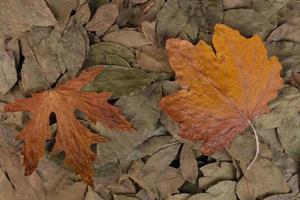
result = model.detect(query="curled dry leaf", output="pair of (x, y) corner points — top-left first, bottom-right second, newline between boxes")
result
(4, 66), (134, 186)
(160, 24), (283, 155)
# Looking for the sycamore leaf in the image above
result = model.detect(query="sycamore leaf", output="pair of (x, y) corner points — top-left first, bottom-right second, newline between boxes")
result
(160, 24), (283, 155)
(4, 66), (134, 186)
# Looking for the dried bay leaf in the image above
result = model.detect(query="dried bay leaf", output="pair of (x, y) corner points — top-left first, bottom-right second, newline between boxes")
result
(179, 0), (223, 32)
(268, 18), (300, 43)
(180, 144), (198, 183)
(223, 9), (275, 39)
(223, 0), (251, 9)
(0, 47), (17, 95)
(257, 86), (300, 129)
(83, 65), (169, 98)
(137, 45), (172, 73)
(236, 159), (289, 200)
(86, 4), (118, 36)
(266, 41), (300, 79)
(85, 188), (105, 200)
(113, 194), (140, 200)
(103, 29), (152, 48)
(94, 84), (162, 165)
(83, 42), (135, 68)
(45, 0), (79, 32)
(20, 21), (89, 92)
(156, 0), (188, 45)
(198, 162), (236, 189)
(0, 0), (56, 37)
(188, 181), (237, 200)
(277, 116), (300, 162)
(142, 143), (180, 174)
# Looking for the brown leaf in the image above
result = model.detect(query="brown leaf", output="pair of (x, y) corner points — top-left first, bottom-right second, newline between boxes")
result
(86, 4), (118, 35)
(0, 0), (56, 37)
(0, 47), (17, 95)
(103, 29), (152, 48)
(160, 24), (283, 155)
(4, 66), (134, 185)
(180, 144), (198, 183)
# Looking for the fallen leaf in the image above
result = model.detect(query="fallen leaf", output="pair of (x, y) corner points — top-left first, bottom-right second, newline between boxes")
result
(137, 45), (172, 73)
(267, 18), (300, 43)
(142, 21), (158, 46)
(86, 4), (118, 36)
(257, 86), (300, 129)
(75, 1), (91, 25)
(0, 47), (17, 95)
(0, 0), (56, 37)
(179, 0), (223, 32)
(188, 181), (237, 200)
(103, 29), (152, 48)
(83, 42), (135, 68)
(4, 66), (133, 185)
(20, 20), (89, 92)
(45, 0), (78, 32)
(113, 194), (140, 200)
(198, 162), (236, 189)
(223, 9), (275, 39)
(137, 135), (176, 156)
(223, 0), (251, 9)
(94, 83), (162, 165)
(156, 0), (188, 45)
(277, 117), (300, 163)
(155, 166), (185, 199)
(141, 0), (165, 22)
(85, 188), (104, 200)
(160, 24), (283, 155)
(236, 159), (289, 200)
(266, 41), (300, 79)
(180, 144), (198, 183)
(83, 65), (167, 98)
(142, 142), (180, 174)
(167, 194), (190, 200)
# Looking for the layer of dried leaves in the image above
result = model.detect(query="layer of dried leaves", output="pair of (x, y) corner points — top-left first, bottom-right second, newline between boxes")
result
(0, 0), (299, 200)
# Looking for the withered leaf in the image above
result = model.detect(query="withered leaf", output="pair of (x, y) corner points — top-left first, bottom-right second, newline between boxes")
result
(4, 67), (133, 185)
(0, 0), (56, 37)
(156, 0), (188, 45)
(0, 47), (17, 95)
(86, 4), (118, 36)
(83, 65), (168, 98)
(179, 0), (223, 32)
(180, 144), (198, 183)
(83, 42), (135, 68)
(103, 29), (152, 48)
(20, 21), (89, 92)
(160, 24), (283, 155)
(223, 9), (275, 39)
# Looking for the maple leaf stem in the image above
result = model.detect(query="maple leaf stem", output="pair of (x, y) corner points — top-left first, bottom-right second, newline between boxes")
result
(247, 123), (260, 170)
(25, 36), (52, 90)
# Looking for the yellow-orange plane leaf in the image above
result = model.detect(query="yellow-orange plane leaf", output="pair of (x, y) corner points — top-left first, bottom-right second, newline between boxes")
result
(160, 24), (283, 155)
(4, 66), (134, 186)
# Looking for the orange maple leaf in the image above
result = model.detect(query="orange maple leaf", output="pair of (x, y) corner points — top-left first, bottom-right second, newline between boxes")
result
(160, 24), (283, 155)
(4, 66), (134, 185)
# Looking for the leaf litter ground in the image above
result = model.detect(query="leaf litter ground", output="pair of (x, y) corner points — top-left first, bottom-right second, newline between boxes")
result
(0, 0), (299, 200)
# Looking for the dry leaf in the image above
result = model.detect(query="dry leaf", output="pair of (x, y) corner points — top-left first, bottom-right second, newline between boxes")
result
(0, 47), (17, 95)
(180, 144), (198, 183)
(160, 24), (283, 155)
(143, 143), (180, 174)
(4, 66), (133, 185)
(0, 0), (56, 37)
(86, 4), (118, 36)
(103, 29), (152, 48)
